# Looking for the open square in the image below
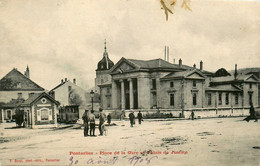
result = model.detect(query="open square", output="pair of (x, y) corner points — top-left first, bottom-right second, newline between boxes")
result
(1, 117), (259, 166)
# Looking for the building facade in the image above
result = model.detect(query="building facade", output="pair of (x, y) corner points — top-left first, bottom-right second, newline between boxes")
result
(20, 92), (59, 128)
(0, 67), (45, 122)
(96, 56), (259, 118)
(49, 78), (100, 118)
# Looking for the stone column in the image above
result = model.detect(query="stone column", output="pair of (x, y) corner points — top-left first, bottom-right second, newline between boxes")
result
(215, 92), (218, 114)
(1, 109), (5, 123)
(156, 78), (160, 108)
(120, 79), (125, 110)
(112, 80), (118, 109)
(54, 105), (58, 128)
(31, 106), (35, 129)
(181, 79), (185, 117)
(128, 78), (134, 109)
(202, 81), (205, 108)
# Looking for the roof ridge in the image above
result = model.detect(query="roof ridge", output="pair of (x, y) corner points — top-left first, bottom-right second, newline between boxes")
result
(0, 68), (44, 91)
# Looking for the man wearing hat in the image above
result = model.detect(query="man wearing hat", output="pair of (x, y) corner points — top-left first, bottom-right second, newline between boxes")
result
(82, 110), (90, 137)
(99, 108), (106, 136)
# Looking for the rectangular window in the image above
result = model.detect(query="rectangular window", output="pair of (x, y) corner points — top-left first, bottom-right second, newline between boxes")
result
(193, 80), (196, 87)
(152, 79), (156, 89)
(170, 82), (174, 88)
(225, 93), (229, 105)
(68, 86), (72, 92)
(249, 94), (252, 104)
(219, 93), (222, 105)
(170, 94), (174, 106)
(193, 93), (197, 105)
(235, 93), (239, 105)
(208, 93), (212, 105)
(107, 96), (111, 108)
(153, 93), (157, 106)
(18, 93), (22, 99)
(107, 87), (110, 94)
(249, 83), (252, 89)
(41, 110), (48, 120)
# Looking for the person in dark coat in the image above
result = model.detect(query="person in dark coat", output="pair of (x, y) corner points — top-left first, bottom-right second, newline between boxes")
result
(245, 102), (258, 122)
(137, 111), (143, 124)
(191, 110), (195, 120)
(129, 112), (135, 127)
(89, 110), (96, 136)
(99, 108), (106, 136)
(107, 113), (111, 125)
(82, 110), (90, 137)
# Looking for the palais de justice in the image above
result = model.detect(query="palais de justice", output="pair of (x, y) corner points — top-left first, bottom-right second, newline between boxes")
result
(95, 44), (259, 118)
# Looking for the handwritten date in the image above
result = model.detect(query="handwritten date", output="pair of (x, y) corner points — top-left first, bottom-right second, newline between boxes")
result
(69, 155), (158, 165)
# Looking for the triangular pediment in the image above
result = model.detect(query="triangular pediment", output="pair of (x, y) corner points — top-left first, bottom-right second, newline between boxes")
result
(110, 58), (139, 73)
(245, 74), (259, 82)
(186, 72), (205, 79)
(185, 70), (206, 79)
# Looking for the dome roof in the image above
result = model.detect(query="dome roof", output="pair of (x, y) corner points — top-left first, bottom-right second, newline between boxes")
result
(97, 41), (114, 71)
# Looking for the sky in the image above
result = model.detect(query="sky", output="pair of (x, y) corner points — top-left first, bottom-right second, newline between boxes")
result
(0, 0), (259, 91)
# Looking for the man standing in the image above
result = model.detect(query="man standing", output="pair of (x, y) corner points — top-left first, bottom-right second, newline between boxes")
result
(129, 111), (135, 127)
(89, 110), (96, 136)
(191, 110), (195, 120)
(82, 110), (90, 137)
(99, 108), (106, 136)
(137, 111), (143, 124)
(107, 113), (111, 125)
(246, 102), (258, 122)
(120, 110), (125, 121)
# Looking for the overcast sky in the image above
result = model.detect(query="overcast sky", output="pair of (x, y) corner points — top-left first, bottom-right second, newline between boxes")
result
(0, 0), (259, 91)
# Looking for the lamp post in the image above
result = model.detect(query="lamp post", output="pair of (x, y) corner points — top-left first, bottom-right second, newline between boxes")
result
(90, 90), (95, 111)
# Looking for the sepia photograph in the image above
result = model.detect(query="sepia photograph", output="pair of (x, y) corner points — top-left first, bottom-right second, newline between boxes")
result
(0, 0), (260, 165)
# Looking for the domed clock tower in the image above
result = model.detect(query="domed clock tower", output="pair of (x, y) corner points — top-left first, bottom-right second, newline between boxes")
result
(95, 40), (114, 95)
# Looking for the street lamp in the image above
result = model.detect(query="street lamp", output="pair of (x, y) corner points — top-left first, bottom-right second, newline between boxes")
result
(90, 90), (95, 111)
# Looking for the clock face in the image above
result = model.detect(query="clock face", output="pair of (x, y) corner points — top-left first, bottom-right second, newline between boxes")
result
(41, 98), (47, 104)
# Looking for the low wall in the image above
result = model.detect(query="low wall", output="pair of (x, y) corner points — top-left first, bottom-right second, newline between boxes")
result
(104, 107), (254, 119)
(183, 108), (250, 119)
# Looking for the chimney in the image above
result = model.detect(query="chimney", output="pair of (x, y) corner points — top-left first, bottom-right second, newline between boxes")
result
(24, 65), (30, 79)
(73, 78), (76, 84)
(193, 64), (196, 68)
(173, 58), (175, 64)
(167, 46), (169, 62)
(179, 58), (182, 68)
(200, 61), (203, 70)
(164, 46), (166, 60)
(234, 64), (238, 80)
(65, 78), (67, 82)
(61, 79), (64, 83)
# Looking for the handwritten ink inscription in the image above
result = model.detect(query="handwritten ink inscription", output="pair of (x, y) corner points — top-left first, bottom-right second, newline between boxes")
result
(69, 155), (158, 165)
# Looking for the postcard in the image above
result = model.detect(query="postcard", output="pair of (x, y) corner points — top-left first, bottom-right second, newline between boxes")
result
(0, 0), (260, 166)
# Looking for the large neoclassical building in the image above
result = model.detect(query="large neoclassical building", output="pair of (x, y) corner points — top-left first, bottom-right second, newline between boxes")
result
(95, 44), (259, 118)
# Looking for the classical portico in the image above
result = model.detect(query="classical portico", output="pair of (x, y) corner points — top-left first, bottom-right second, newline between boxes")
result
(109, 57), (178, 110)
(112, 77), (139, 110)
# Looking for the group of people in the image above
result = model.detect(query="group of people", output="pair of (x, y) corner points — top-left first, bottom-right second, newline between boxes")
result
(81, 103), (258, 137)
(82, 109), (144, 137)
(128, 111), (143, 127)
(82, 108), (107, 137)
